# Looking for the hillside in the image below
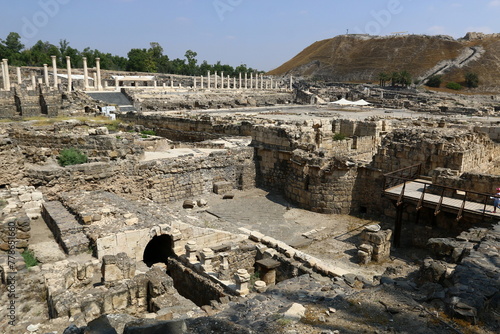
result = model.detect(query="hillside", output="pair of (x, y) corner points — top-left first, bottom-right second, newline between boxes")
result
(268, 32), (500, 90)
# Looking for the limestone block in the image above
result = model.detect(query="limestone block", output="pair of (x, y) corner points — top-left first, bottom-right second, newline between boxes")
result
(284, 303), (306, 321)
(213, 181), (233, 194)
(111, 286), (130, 310)
(18, 193), (32, 202)
(31, 191), (43, 201)
(249, 230), (264, 242)
(96, 235), (116, 259)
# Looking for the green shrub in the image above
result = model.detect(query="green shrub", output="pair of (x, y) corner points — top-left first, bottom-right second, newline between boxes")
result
(446, 82), (462, 90)
(333, 133), (347, 141)
(465, 72), (479, 88)
(426, 75), (442, 88)
(22, 249), (38, 268)
(57, 148), (88, 166)
(141, 130), (156, 136)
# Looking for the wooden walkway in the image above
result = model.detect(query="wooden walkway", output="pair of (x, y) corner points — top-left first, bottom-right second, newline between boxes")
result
(384, 179), (499, 219)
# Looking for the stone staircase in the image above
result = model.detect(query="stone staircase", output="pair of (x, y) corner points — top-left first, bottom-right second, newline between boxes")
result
(41, 201), (89, 255)
(86, 91), (136, 112)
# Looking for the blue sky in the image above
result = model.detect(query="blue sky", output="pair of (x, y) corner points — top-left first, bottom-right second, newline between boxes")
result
(1, 0), (499, 71)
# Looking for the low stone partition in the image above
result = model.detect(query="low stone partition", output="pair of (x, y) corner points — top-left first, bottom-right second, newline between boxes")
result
(41, 201), (89, 255)
(44, 256), (198, 321)
(241, 228), (350, 278)
(432, 168), (500, 198)
(0, 215), (31, 253)
(372, 128), (497, 174)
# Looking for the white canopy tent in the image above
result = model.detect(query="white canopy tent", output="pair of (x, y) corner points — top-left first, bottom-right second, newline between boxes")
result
(329, 98), (371, 106)
(351, 99), (371, 106)
(329, 98), (354, 105)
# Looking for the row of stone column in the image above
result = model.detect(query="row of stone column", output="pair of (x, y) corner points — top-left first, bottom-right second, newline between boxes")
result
(2, 57), (294, 92)
(196, 71), (292, 91)
(0, 56), (103, 92)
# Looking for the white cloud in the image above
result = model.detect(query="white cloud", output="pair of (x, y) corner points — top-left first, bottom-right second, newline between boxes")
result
(428, 26), (446, 35)
(489, 0), (500, 6)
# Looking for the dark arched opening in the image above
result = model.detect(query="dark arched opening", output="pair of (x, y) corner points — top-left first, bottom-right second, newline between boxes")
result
(143, 235), (175, 267)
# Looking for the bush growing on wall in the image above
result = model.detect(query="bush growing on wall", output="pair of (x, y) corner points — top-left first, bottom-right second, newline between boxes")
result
(57, 148), (88, 166)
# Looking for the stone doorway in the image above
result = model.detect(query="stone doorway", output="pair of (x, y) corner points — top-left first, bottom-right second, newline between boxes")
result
(143, 235), (175, 267)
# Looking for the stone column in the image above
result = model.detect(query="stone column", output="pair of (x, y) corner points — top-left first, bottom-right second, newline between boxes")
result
(95, 57), (102, 91)
(233, 76), (236, 89)
(43, 64), (49, 87)
(170, 79), (174, 88)
(207, 71), (211, 89)
(31, 73), (36, 91)
(239, 73), (242, 89)
(255, 73), (258, 89)
(270, 78), (273, 90)
(227, 75), (230, 89)
(220, 72), (223, 88)
(200, 75), (204, 89)
(261, 74), (264, 89)
(115, 78), (119, 90)
(1, 61), (5, 90)
(219, 253), (229, 270)
(215, 71), (218, 89)
(2, 59), (11, 91)
(290, 75), (293, 91)
(234, 269), (250, 296)
(245, 73), (248, 89)
(200, 248), (215, 273)
(193, 77), (196, 89)
(93, 73), (97, 89)
(250, 73), (253, 89)
(16, 67), (22, 85)
(51, 55), (58, 90)
(185, 241), (199, 264)
(82, 57), (89, 90)
(66, 56), (72, 92)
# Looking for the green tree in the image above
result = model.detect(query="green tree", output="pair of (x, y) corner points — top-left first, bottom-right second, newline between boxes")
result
(184, 49), (198, 75)
(399, 70), (412, 88)
(1, 32), (24, 65)
(378, 72), (391, 87)
(127, 48), (156, 72)
(4, 32), (24, 54)
(426, 75), (442, 88)
(464, 72), (479, 88)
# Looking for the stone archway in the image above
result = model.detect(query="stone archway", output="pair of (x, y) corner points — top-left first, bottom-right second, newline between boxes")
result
(143, 234), (175, 267)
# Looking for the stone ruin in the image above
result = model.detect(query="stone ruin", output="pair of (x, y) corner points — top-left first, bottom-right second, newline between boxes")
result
(0, 78), (499, 333)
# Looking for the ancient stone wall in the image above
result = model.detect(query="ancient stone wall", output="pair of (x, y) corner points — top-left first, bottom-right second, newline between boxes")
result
(10, 128), (138, 162)
(0, 88), (64, 118)
(432, 168), (500, 199)
(123, 88), (294, 111)
(284, 151), (359, 214)
(0, 215), (30, 253)
(0, 91), (18, 118)
(167, 258), (232, 307)
(372, 128), (496, 174)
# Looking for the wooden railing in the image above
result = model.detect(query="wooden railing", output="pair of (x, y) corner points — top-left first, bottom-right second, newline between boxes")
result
(384, 165), (495, 222)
